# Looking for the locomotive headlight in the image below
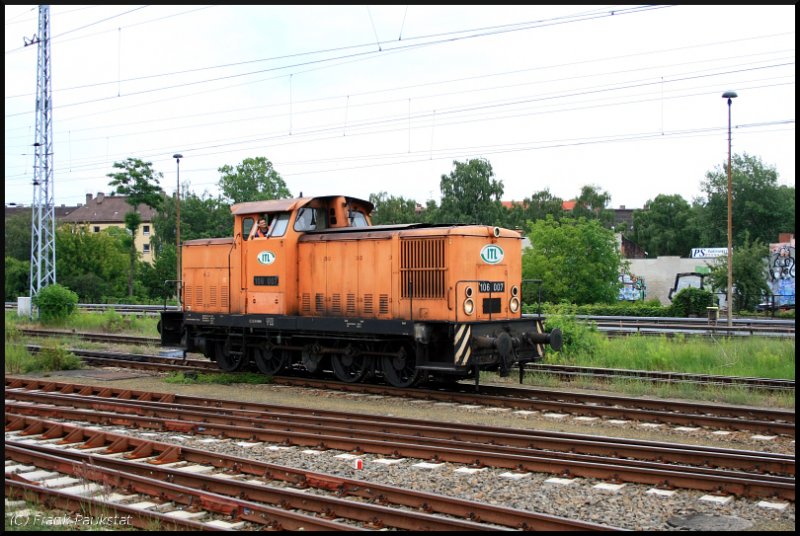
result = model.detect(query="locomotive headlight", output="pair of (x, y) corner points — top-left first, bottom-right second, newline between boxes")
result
(464, 298), (475, 315)
(509, 297), (520, 313)
(465, 286), (474, 298)
(511, 285), (519, 297)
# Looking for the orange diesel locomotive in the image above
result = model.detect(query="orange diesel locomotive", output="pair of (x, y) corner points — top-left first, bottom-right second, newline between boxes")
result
(159, 195), (561, 387)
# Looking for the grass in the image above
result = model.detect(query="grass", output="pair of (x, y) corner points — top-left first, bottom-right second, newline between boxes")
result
(6, 309), (159, 337)
(164, 371), (273, 385)
(5, 342), (83, 374)
(5, 491), (140, 532)
(482, 330), (795, 408)
(548, 333), (795, 380)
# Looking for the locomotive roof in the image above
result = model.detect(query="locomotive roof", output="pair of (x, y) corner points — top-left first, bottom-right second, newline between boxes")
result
(230, 195), (374, 216)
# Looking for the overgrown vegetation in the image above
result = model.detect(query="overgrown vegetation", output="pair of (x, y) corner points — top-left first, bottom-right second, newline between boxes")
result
(543, 317), (794, 380)
(5, 342), (83, 374)
(6, 309), (159, 337)
(669, 287), (717, 317)
(164, 371), (273, 385)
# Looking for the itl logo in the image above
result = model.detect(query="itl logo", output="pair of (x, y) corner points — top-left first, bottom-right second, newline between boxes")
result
(257, 251), (276, 265)
(480, 244), (504, 264)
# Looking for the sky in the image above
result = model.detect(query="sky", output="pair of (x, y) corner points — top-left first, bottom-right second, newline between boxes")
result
(4, 4), (796, 212)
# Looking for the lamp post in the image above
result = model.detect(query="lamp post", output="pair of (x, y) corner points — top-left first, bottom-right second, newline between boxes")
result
(721, 91), (737, 328)
(173, 153), (183, 303)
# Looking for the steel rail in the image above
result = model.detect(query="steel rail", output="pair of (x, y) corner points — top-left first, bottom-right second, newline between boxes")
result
(5, 444), (362, 531)
(5, 415), (619, 531)
(276, 377), (795, 436)
(5, 442), (496, 532)
(6, 372), (793, 437)
(4, 479), (221, 531)
(24, 324), (796, 392)
(5, 396), (793, 501)
(5, 386), (792, 477)
(19, 327), (795, 392)
(524, 363), (795, 391)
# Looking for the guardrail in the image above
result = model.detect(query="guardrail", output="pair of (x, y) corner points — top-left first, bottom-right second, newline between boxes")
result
(7, 303), (794, 336)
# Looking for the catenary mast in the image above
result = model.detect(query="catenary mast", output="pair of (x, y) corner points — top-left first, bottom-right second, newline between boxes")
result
(27, 5), (57, 300)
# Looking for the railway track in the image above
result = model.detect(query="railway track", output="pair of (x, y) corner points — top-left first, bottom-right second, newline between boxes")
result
(6, 414), (620, 531)
(559, 314), (795, 338)
(5, 380), (793, 502)
(524, 363), (795, 391)
(15, 342), (796, 436)
(19, 328), (796, 392)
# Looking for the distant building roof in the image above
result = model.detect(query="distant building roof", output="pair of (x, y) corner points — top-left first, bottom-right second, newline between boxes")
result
(5, 203), (80, 221)
(500, 200), (576, 210)
(60, 192), (156, 224)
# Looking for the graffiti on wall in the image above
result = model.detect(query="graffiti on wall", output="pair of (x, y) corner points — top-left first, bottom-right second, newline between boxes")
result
(618, 273), (646, 301)
(768, 241), (795, 306)
(668, 272), (710, 300)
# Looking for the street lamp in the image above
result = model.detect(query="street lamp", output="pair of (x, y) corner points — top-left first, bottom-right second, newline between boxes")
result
(173, 153), (183, 303)
(721, 91), (737, 328)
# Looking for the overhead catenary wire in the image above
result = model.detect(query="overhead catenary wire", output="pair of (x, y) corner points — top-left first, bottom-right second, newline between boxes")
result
(4, 5), (794, 207)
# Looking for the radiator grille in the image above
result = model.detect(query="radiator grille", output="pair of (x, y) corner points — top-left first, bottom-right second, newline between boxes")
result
(400, 238), (446, 299)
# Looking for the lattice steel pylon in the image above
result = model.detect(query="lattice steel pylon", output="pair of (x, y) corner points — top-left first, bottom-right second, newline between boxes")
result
(27, 5), (56, 301)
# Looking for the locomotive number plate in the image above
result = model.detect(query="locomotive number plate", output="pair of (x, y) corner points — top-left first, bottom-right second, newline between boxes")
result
(479, 281), (505, 293)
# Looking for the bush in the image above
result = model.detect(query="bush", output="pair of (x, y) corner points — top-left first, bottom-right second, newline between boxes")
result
(31, 283), (79, 324)
(543, 314), (606, 360)
(669, 287), (717, 317)
(529, 300), (672, 317)
(28, 343), (83, 372)
(100, 308), (132, 332)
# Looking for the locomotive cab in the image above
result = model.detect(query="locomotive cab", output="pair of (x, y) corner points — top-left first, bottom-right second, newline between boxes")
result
(234, 196), (373, 315)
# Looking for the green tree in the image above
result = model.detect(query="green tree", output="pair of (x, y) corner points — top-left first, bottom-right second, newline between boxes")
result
(137, 244), (178, 300)
(570, 184), (615, 227)
(633, 194), (701, 257)
(699, 153), (795, 246)
(368, 192), (419, 224)
(4, 256), (29, 301)
(4, 210), (32, 261)
(56, 225), (130, 302)
(218, 156), (291, 204)
(107, 157), (164, 297)
(706, 232), (770, 312)
(505, 189), (565, 230)
(438, 158), (505, 225)
(522, 216), (625, 305)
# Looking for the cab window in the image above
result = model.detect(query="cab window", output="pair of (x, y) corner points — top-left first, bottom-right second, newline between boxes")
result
(242, 217), (254, 240)
(349, 210), (369, 227)
(269, 212), (290, 237)
(294, 207), (327, 232)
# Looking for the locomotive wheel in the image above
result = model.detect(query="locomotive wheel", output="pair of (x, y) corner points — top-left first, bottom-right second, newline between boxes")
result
(215, 339), (247, 372)
(381, 343), (422, 388)
(331, 345), (371, 383)
(252, 346), (289, 376)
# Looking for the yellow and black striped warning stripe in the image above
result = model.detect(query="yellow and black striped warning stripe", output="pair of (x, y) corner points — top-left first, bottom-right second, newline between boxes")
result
(535, 322), (544, 357)
(454, 324), (472, 366)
